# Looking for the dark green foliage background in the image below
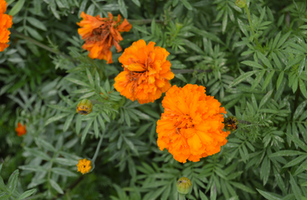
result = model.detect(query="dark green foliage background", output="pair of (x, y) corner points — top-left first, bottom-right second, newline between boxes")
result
(1, 0), (307, 199)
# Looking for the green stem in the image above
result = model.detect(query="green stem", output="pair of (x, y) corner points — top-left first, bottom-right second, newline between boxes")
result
(178, 194), (186, 200)
(92, 134), (104, 163)
(172, 69), (212, 74)
(244, 5), (261, 47)
(128, 19), (162, 25)
(11, 29), (76, 62)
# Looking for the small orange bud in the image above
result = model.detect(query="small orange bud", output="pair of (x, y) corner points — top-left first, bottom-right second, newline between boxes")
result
(15, 122), (26, 137)
(77, 158), (92, 174)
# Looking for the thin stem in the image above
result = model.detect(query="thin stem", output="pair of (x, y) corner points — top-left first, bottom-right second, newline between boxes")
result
(92, 134), (104, 163)
(172, 69), (212, 74)
(178, 194), (186, 200)
(128, 19), (162, 25)
(10, 29), (76, 62)
(244, 5), (260, 47)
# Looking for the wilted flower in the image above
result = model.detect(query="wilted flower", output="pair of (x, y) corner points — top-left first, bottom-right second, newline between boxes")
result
(77, 158), (92, 174)
(15, 122), (26, 137)
(157, 84), (230, 163)
(224, 116), (238, 131)
(0, 0), (13, 52)
(114, 39), (174, 104)
(76, 99), (93, 115)
(176, 177), (192, 195)
(77, 12), (132, 64)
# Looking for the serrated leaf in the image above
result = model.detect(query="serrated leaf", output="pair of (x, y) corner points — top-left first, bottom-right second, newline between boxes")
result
(81, 119), (94, 144)
(269, 150), (305, 157)
(86, 68), (94, 86)
(63, 114), (74, 132)
(276, 31), (291, 49)
(259, 90), (273, 108)
(299, 79), (307, 99)
(35, 138), (56, 152)
(65, 77), (90, 87)
(118, 0), (127, 18)
(276, 71), (284, 90)
(230, 182), (256, 194)
(293, 100), (307, 120)
(242, 61), (264, 69)
(27, 17), (47, 31)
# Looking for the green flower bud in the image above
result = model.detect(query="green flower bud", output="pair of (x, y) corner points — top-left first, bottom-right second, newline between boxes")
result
(224, 116), (238, 131)
(176, 23), (183, 30)
(176, 177), (192, 195)
(76, 99), (93, 115)
(235, 0), (246, 8)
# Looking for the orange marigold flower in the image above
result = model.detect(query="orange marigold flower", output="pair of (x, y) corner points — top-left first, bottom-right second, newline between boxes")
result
(0, 0), (13, 52)
(156, 84), (230, 163)
(114, 39), (174, 104)
(77, 12), (132, 64)
(77, 158), (92, 174)
(15, 122), (26, 137)
(0, 0), (7, 14)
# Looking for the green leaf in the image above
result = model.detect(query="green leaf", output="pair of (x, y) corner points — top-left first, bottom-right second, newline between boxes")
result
(63, 114), (74, 132)
(65, 77), (90, 87)
(256, 189), (282, 200)
(17, 188), (36, 200)
(181, 0), (192, 10)
(27, 17), (47, 31)
(24, 147), (51, 160)
(269, 150), (305, 157)
(257, 52), (273, 69)
(293, 100), (307, 120)
(276, 31), (291, 49)
(286, 133), (307, 153)
(9, 0), (26, 16)
(81, 119), (94, 144)
(259, 90), (273, 108)
(51, 168), (77, 177)
(76, 114), (82, 135)
(241, 61), (264, 69)
(44, 113), (70, 126)
(49, 179), (64, 194)
(299, 79), (307, 99)
(262, 70), (275, 90)
(276, 71), (284, 90)
(131, 0), (140, 6)
(251, 70), (266, 90)
(19, 165), (47, 172)
(7, 170), (19, 192)
(86, 68), (94, 87)
(118, 0), (127, 18)
(26, 26), (43, 41)
(35, 138), (56, 152)
(231, 71), (257, 87)
(283, 155), (307, 168)
(290, 174), (302, 200)
(230, 182), (256, 194)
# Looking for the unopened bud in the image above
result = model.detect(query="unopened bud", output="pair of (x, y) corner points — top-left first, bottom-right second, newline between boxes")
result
(176, 177), (191, 195)
(235, 0), (246, 8)
(224, 116), (238, 131)
(76, 99), (93, 115)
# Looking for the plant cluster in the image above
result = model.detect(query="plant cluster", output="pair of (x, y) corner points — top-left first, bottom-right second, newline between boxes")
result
(1, 0), (307, 200)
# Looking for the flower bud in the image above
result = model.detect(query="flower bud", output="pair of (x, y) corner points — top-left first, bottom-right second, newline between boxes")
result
(235, 0), (246, 8)
(224, 116), (238, 131)
(77, 158), (92, 174)
(176, 177), (192, 195)
(76, 99), (93, 115)
(15, 122), (26, 137)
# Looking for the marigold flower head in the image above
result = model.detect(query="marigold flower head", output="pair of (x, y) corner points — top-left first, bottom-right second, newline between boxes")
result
(77, 12), (132, 64)
(77, 158), (92, 174)
(157, 84), (230, 163)
(0, 0), (7, 14)
(15, 122), (26, 137)
(76, 99), (93, 115)
(176, 177), (192, 195)
(0, 0), (13, 52)
(114, 39), (174, 104)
